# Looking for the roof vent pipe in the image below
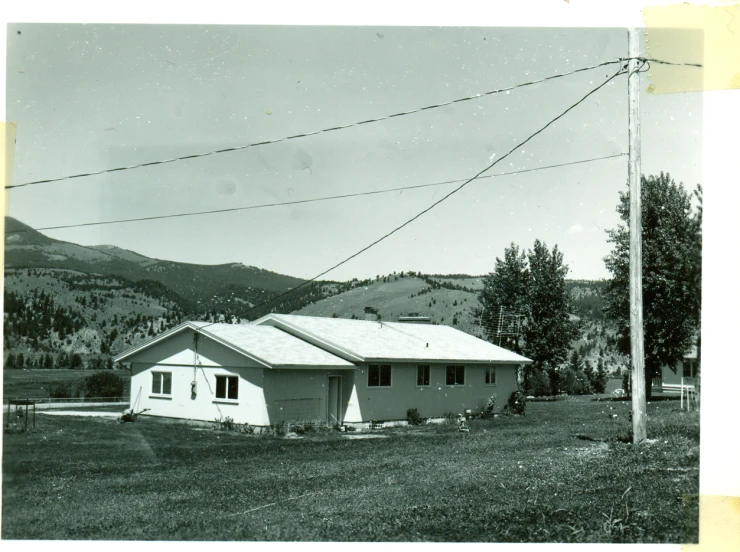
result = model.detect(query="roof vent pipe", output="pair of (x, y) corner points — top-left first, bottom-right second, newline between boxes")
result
(364, 306), (379, 322)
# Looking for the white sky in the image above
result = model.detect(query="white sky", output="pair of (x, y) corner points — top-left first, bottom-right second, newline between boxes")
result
(4, 23), (701, 281)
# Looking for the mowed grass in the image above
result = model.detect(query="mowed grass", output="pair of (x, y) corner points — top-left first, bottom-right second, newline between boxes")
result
(2, 397), (699, 542)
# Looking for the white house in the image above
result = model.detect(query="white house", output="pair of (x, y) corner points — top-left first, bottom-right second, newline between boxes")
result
(652, 343), (700, 395)
(114, 314), (532, 427)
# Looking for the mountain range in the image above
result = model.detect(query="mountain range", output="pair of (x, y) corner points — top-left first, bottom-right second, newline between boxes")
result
(3, 217), (625, 372)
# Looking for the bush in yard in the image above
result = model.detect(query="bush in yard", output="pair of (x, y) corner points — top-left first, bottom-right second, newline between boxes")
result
(505, 390), (527, 416)
(84, 371), (125, 399)
(49, 382), (76, 399)
(406, 408), (423, 426)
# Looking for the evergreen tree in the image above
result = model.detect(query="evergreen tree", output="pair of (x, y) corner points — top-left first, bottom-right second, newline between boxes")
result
(570, 350), (582, 373)
(594, 357), (608, 393)
(6, 353), (17, 369)
(583, 359), (595, 390)
(17, 353), (25, 369)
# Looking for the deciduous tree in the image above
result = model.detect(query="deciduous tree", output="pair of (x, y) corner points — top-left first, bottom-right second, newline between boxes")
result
(480, 240), (579, 395)
(604, 173), (701, 399)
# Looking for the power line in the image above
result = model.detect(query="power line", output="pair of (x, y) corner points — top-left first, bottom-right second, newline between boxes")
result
(624, 57), (703, 68)
(216, 65), (628, 323)
(5, 59), (625, 191)
(7, 153), (625, 235)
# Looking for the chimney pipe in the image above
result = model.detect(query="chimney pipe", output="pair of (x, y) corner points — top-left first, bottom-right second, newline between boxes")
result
(364, 306), (379, 322)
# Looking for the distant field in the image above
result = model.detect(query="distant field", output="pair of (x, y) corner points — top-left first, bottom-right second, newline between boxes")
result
(2, 397), (699, 542)
(3, 369), (131, 399)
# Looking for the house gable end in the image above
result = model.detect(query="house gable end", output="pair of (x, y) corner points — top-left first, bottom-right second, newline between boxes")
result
(115, 323), (272, 368)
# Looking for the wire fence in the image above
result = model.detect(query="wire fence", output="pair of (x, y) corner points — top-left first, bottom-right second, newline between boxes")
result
(4, 396), (128, 405)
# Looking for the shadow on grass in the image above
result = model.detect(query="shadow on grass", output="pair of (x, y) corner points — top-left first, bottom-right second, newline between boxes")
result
(575, 432), (632, 444)
(592, 396), (682, 402)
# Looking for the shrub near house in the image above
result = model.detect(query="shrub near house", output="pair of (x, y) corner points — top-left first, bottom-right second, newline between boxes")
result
(84, 371), (125, 399)
(47, 371), (125, 400)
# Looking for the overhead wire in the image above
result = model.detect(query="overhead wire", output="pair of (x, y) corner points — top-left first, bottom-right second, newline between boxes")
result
(622, 57), (702, 68)
(6, 153), (626, 235)
(5, 59), (628, 191)
(197, 63), (629, 327)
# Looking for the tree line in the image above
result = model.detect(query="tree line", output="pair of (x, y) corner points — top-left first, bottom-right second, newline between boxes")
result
(479, 173), (701, 399)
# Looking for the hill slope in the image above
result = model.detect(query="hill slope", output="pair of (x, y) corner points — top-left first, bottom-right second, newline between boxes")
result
(295, 273), (486, 339)
(4, 216), (317, 316)
(3, 217), (334, 365)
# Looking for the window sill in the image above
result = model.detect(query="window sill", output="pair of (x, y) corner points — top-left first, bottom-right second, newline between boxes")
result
(485, 383), (498, 387)
(149, 395), (172, 400)
(213, 399), (240, 405)
(445, 385), (466, 388)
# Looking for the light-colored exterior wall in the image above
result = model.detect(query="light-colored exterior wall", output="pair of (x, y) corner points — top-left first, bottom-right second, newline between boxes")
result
(661, 361), (685, 387)
(344, 362), (519, 422)
(123, 327), (522, 426)
(658, 359), (699, 393)
(127, 328), (270, 425)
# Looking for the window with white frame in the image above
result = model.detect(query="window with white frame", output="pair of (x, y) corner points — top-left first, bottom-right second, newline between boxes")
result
(417, 365), (430, 386)
(446, 365), (465, 386)
(151, 371), (172, 395)
(485, 366), (497, 385)
(215, 375), (239, 400)
(368, 364), (392, 387)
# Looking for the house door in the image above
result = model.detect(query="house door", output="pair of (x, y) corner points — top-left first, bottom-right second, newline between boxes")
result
(327, 376), (342, 424)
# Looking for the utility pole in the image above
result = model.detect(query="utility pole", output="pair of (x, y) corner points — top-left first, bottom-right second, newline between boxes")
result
(628, 28), (647, 444)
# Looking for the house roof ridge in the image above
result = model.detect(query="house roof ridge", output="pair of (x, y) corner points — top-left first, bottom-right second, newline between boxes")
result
(257, 314), (366, 363)
(255, 313), (531, 364)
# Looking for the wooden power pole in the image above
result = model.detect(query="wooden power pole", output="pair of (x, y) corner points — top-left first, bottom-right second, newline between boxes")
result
(628, 28), (647, 444)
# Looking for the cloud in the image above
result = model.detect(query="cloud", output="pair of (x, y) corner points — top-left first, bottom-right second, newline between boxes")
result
(568, 223), (585, 234)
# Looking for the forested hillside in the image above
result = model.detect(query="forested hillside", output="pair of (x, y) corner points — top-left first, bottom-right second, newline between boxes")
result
(3, 217), (626, 374)
(2, 217), (347, 368)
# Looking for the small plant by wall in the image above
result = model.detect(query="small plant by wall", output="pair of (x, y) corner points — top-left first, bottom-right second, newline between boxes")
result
(213, 416), (235, 431)
(407, 408), (423, 426)
(483, 394), (497, 418)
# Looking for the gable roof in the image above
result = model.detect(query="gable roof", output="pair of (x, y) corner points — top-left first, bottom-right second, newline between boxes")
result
(252, 314), (532, 364)
(114, 321), (354, 369)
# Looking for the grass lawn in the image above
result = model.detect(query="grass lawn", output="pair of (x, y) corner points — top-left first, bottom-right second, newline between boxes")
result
(1, 397), (699, 542)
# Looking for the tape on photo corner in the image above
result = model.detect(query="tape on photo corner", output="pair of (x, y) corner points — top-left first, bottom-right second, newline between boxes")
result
(683, 494), (740, 551)
(1, 122), (19, 272)
(644, 4), (740, 93)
